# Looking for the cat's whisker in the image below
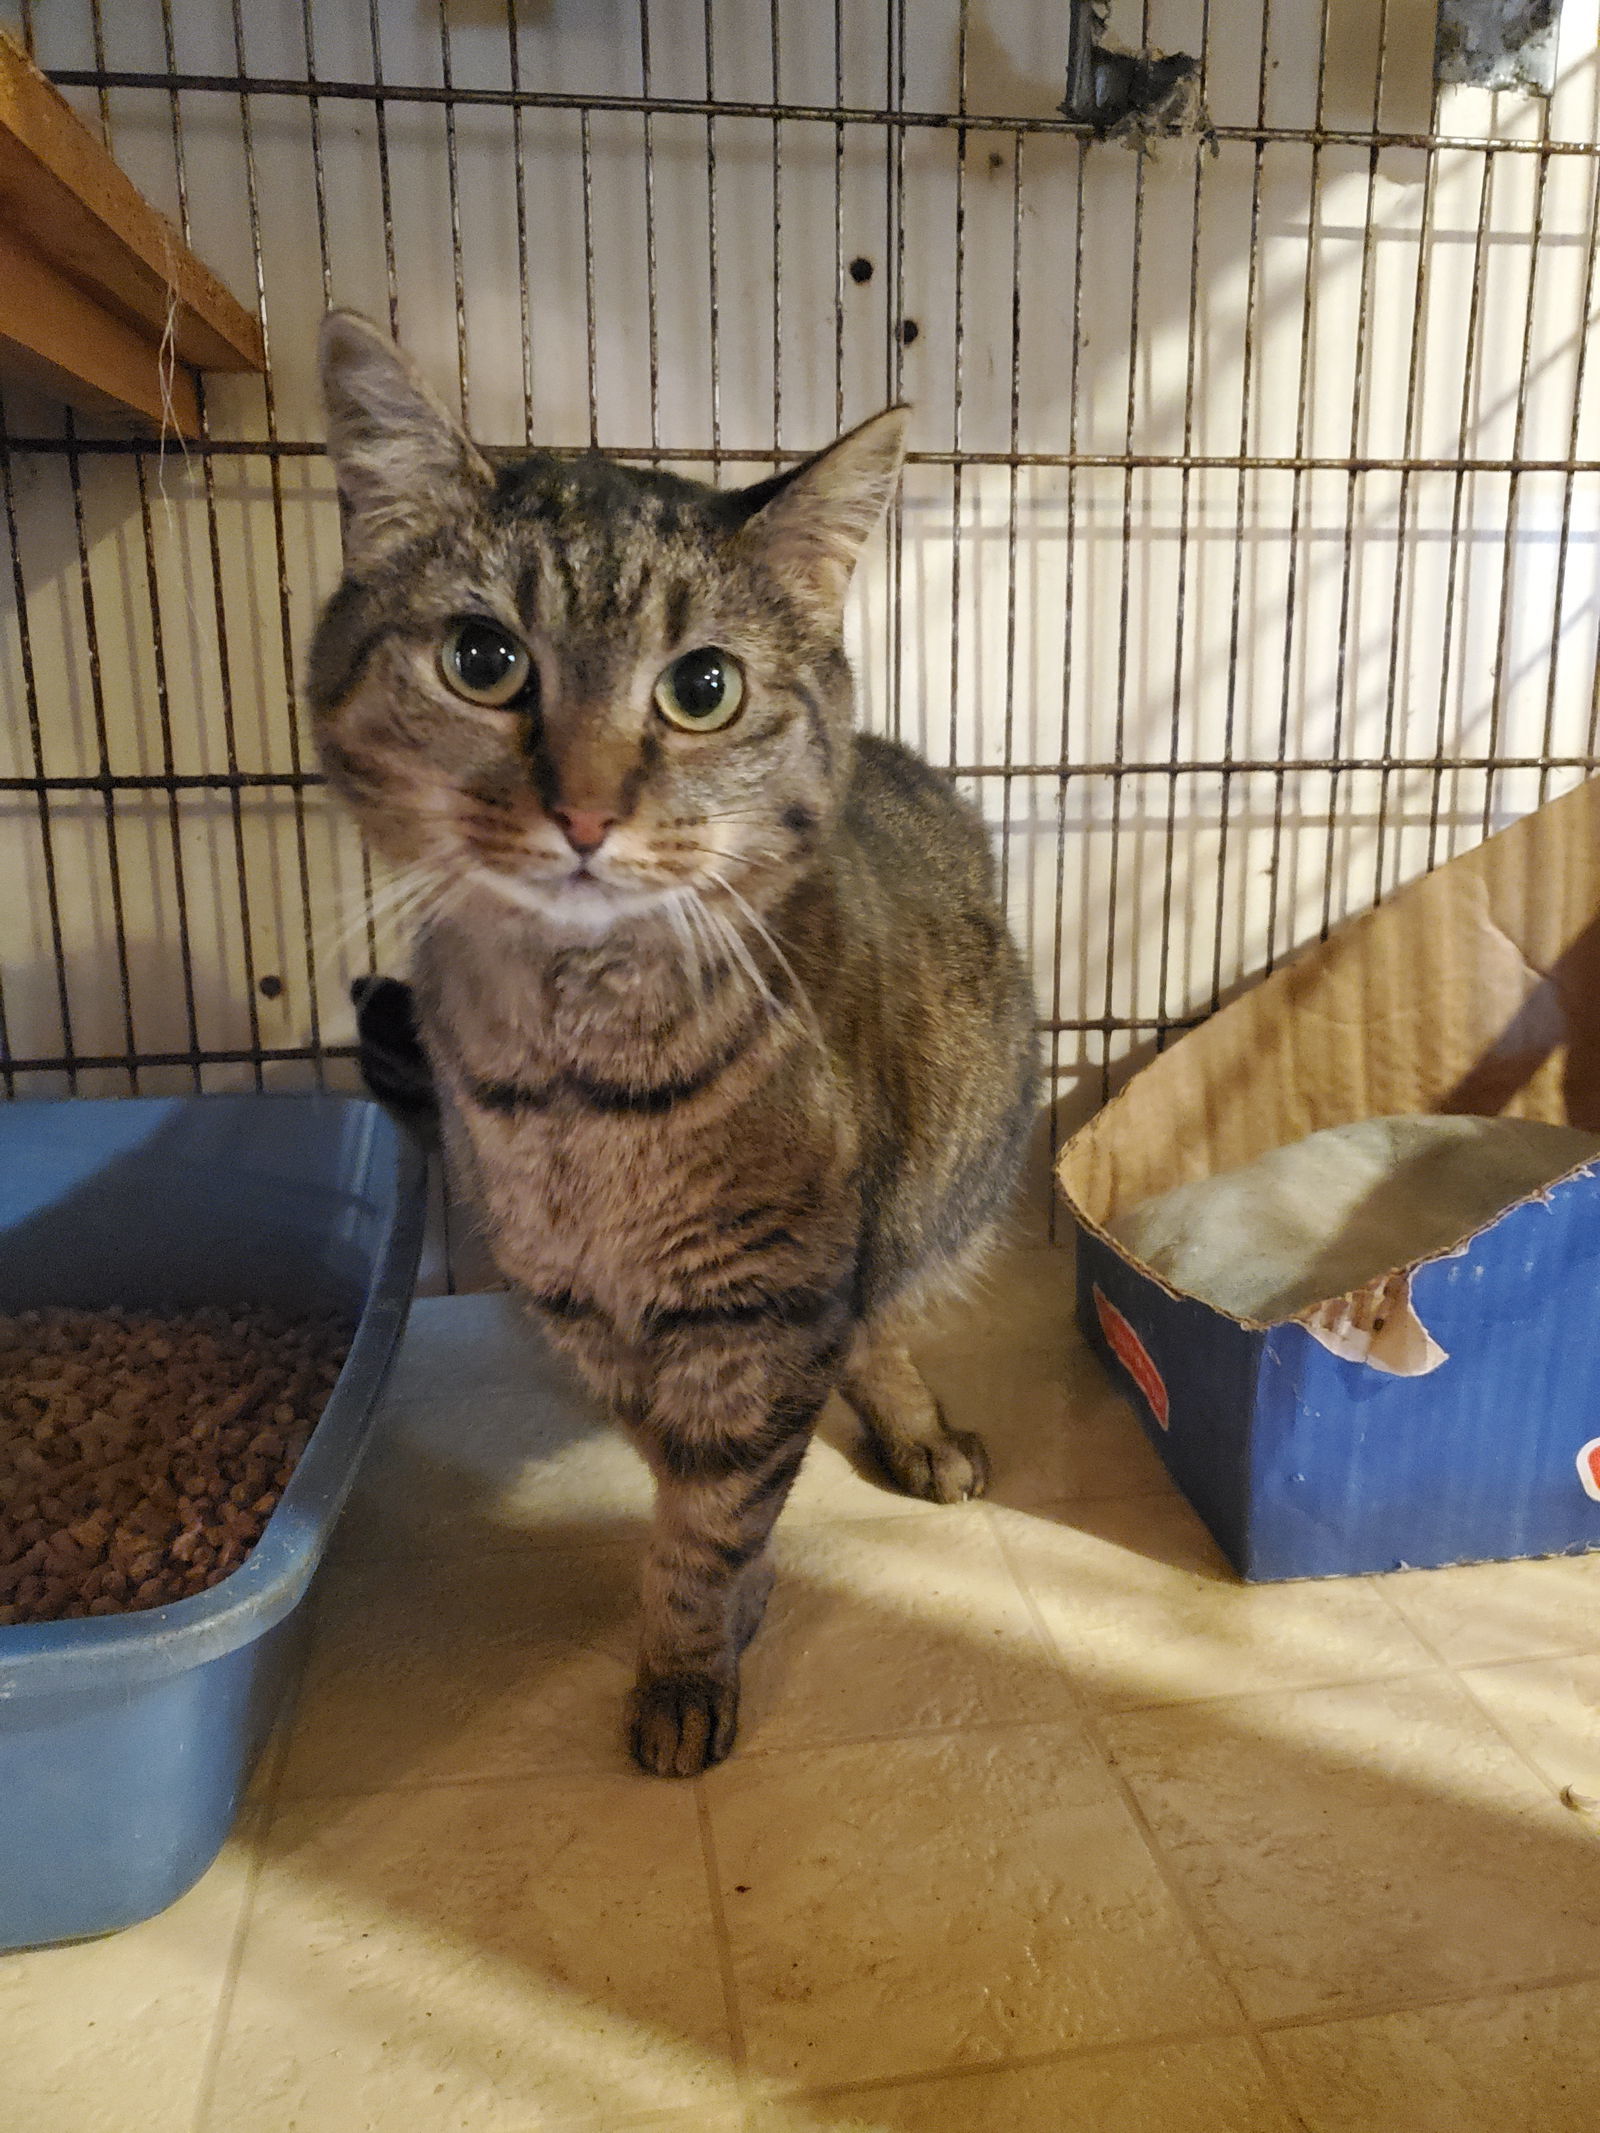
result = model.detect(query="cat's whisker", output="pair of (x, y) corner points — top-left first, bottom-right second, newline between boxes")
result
(697, 897), (785, 1029)
(329, 858), (464, 967)
(701, 866), (824, 1047)
(657, 895), (687, 983)
(670, 809), (783, 828)
(662, 889), (706, 1001)
(313, 861), (453, 968)
(678, 888), (730, 997)
(351, 866), (451, 942)
(688, 886), (780, 1020)
(689, 887), (741, 994)
(675, 843), (789, 878)
(678, 887), (728, 997)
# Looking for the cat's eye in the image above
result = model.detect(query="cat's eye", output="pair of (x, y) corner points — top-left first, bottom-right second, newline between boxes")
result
(653, 648), (745, 734)
(439, 618), (533, 708)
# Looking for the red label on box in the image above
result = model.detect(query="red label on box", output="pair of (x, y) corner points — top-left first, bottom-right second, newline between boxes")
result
(1093, 1285), (1169, 1430)
(1577, 1438), (1600, 1503)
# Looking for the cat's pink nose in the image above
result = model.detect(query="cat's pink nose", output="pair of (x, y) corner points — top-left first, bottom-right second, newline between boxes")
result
(552, 806), (615, 856)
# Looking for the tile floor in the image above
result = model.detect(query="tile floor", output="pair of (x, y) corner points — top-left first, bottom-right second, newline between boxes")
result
(12, 1232), (1600, 2131)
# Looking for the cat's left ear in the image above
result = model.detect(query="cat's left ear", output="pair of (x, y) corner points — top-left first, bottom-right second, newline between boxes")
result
(735, 406), (909, 609)
(318, 309), (494, 575)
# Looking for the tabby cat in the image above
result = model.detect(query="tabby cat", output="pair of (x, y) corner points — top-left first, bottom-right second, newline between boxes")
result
(311, 312), (1038, 1776)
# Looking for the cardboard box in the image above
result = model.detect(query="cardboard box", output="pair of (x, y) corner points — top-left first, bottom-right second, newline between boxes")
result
(1056, 777), (1600, 1580)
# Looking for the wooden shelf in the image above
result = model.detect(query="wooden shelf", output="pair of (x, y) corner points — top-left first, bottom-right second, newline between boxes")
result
(0, 31), (264, 436)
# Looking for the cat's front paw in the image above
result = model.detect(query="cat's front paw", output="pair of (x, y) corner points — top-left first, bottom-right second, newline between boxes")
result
(629, 1669), (740, 1778)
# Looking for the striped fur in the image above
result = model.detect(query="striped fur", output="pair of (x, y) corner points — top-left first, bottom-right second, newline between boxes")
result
(311, 312), (1038, 1776)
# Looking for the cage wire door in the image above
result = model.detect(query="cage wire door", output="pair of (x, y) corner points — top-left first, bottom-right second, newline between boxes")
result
(4, 0), (1600, 1178)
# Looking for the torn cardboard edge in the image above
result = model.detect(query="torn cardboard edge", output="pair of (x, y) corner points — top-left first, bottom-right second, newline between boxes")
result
(1299, 1268), (1447, 1377)
(1057, 775), (1600, 1375)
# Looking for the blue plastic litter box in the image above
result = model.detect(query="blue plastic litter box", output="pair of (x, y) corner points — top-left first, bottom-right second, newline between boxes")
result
(0, 1093), (426, 1951)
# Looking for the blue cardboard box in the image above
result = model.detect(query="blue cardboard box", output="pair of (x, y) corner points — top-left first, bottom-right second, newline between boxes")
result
(1057, 776), (1600, 1580)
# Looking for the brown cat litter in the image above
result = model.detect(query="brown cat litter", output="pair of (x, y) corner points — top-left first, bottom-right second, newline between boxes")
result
(0, 1305), (352, 1626)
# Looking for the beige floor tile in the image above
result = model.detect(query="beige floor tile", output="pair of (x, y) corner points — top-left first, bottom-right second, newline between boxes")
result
(705, 1724), (1233, 2091)
(280, 1543), (641, 1795)
(915, 1340), (1175, 1510)
(1103, 1673), (1600, 2023)
(606, 2117), (744, 2133)
(341, 1293), (655, 1560)
(1264, 1979), (1600, 2133)
(797, 1251), (1165, 1524)
(882, 1231), (1168, 1512)
(300, 1494), (1071, 1795)
(1381, 1552), (1600, 1667)
(598, 2116), (744, 2133)
(784, 1401), (970, 1526)
(740, 1511), (1073, 1755)
(911, 1244), (1079, 1368)
(1458, 1652), (1600, 1799)
(347, 1295), (963, 1551)
(995, 1496), (1434, 1711)
(244, 1716), (302, 1811)
(749, 2036), (1299, 2132)
(343, 1275), (1150, 1555)
(2, 1822), (255, 2133)
(207, 1776), (738, 2132)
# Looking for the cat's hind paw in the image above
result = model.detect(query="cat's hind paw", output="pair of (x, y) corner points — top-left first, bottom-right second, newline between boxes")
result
(879, 1425), (990, 1504)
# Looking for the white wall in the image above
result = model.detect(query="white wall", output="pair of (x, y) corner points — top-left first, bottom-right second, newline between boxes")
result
(4, 0), (1600, 1114)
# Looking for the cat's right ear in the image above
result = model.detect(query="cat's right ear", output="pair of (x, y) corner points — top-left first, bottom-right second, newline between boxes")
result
(318, 310), (493, 575)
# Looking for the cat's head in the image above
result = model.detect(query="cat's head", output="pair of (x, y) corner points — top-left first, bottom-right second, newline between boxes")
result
(308, 310), (906, 939)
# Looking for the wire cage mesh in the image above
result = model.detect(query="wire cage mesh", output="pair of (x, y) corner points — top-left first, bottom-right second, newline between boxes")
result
(4, 0), (1600, 1192)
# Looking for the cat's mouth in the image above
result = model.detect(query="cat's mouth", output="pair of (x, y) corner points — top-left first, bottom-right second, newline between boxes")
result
(469, 858), (675, 929)
(554, 851), (658, 895)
